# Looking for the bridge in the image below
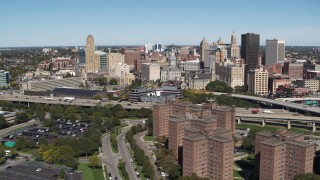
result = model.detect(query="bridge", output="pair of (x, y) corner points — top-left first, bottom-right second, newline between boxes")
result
(213, 92), (320, 116)
(236, 113), (319, 132)
(0, 94), (153, 110)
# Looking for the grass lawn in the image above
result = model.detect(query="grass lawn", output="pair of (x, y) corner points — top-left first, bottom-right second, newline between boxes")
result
(233, 169), (245, 179)
(143, 135), (154, 141)
(236, 123), (320, 136)
(19, 148), (39, 158)
(77, 163), (104, 180)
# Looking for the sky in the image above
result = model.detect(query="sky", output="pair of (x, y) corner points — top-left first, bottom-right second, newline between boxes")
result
(0, 0), (320, 47)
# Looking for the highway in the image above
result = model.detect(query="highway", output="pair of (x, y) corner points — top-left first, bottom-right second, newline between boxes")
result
(213, 92), (320, 115)
(0, 94), (153, 109)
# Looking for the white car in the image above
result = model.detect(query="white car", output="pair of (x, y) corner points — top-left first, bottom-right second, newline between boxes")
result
(36, 168), (41, 172)
(161, 172), (166, 177)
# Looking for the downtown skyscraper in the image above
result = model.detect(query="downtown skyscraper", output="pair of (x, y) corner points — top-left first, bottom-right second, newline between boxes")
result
(241, 33), (260, 70)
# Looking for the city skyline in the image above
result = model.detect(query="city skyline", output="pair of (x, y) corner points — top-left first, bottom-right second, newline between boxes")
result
(1, 0), (320, 47)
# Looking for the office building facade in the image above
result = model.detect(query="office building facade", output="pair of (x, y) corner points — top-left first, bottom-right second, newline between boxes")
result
(0, 70), (10, 87)
(241, 33), (260, 70)
(248, 67), (268, 95)
(85, 35), (98, 72)
(266, 39), (285, 66)
(141, 63), (161, 81)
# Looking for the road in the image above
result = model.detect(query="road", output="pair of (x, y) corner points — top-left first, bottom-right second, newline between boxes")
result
(134, 131), (161, 180)
(0, 94), (153, 109)
(100, 134), (121, 180)
(117, 125), (140, 180)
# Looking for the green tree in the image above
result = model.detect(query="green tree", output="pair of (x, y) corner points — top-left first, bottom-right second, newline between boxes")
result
(205, 80), (233, 93)
(15, 137), (36, 150)
(0, 115), (9, 129)
(59, 169), (65, 179)
(294, 173), (320, 180)
(242, 128), (261, 152)
(178, 173), (209, 180)
(15, 111), (30, 123)
(169, 164), (181, 179)
(109, 78), (118, 85)
(88, 155), (102, 168)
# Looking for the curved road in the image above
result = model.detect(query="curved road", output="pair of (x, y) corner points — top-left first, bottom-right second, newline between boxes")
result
(101, 134), (121, 179)
(117, 126), (140, 180)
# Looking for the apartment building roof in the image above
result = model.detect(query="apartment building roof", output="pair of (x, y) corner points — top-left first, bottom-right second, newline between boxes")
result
(208, 135), (233, 143)
(184, 134), (206, 142)
(169, 116), (190, 123)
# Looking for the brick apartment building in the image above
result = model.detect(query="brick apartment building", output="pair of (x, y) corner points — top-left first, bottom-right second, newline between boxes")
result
(153, 100), (235, 179)
(283, 62), (304, 80)
(255, 129), (315, 180)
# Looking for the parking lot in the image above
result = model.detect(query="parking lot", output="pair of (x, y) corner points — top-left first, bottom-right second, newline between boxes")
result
(1, 119), (91, 145)
(0, 161), (81, 180)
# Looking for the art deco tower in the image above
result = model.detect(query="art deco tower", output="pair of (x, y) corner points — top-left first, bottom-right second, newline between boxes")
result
(230, 30), (240, 58)
(200, 37), (208, 62)
(85, 35), (96, 72)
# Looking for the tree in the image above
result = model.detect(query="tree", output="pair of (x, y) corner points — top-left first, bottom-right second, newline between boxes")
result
(15, 137), (36, 150)
(242, 128), (261, 152)
(59, 170), (65, 179)
(169, 164), (181, 179)
(15, 111), (29, 123)
(178, 173), (209, 180)
(88, 155), (102, 168)
(0, 115), (9, 129)
(109, 78), (118, 85)
(294, 173), (320, 180)
(205, 80), (233, 93)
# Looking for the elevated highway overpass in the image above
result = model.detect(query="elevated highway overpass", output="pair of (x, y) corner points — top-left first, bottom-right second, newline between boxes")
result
(213, 92), (320, 116)
(0, 94), (153, 110)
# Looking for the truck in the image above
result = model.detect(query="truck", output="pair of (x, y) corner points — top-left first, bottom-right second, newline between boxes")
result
(63, 97), (75, 102)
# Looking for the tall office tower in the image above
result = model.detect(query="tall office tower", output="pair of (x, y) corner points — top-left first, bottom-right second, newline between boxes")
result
(230, 31), (240, 58)
(255, 129), (315, 179)
(153, 103), (172, 137)
(266, 39), (285, 66)
(241, 33), (260, 70)
(0, 70), (10, 87)
(85, 35), (97, 72)
(200, 37), (209, 62)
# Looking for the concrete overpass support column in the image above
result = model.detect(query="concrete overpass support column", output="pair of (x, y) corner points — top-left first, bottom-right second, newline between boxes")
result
(262, 119), (265, 127)
(312, 122), (316, 133)
(287, 121), (291, 129)
(27, 102), (30, 107)
(237, 118), (241, 124)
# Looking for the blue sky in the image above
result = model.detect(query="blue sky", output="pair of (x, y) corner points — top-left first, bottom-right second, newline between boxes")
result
(0, 0), (319, 47)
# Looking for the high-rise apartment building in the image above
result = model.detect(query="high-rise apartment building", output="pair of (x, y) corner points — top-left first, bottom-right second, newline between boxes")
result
(153, 103), (172, 137)
(241, 33), (260, 70)
(85, 35), (98, 72)
(154, 100), (235, 179)
(255, 129), (315, 180)
(266, 39), (285, 66)
(247, 67), (269, 95)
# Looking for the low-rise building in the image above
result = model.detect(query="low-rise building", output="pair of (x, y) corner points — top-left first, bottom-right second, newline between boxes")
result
(0, 70), (10, 87)
(160, 66), (181, 82)
(186, 73), (211, 90)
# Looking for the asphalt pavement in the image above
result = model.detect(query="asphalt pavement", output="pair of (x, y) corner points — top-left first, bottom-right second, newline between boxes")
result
(117, 126), (140, 180)
(100, 134), (121, 180)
